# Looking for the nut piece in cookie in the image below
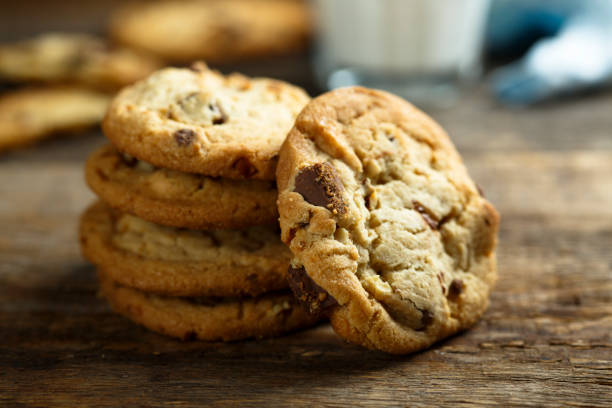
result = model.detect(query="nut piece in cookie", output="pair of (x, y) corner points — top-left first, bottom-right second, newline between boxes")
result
(276, 86), (499, 354)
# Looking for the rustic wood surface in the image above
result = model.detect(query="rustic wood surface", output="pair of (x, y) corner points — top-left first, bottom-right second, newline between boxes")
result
(0, 88), (611, 407)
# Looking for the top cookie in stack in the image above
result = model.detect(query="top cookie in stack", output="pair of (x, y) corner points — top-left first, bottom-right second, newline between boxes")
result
(80, 63), (318, 341)
(89, 62), (309, 229)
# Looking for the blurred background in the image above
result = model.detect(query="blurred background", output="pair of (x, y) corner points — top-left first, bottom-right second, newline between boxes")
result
(1, 0), (612, 152)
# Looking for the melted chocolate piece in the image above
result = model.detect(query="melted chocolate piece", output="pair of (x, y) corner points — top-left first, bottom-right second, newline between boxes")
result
(210, 101), (228, 125)
(413, 201), (439, 229)
(294, 163), (346, 215)
(174, 129), (196, 146)
(419, 309), (434, 330)
(448, 279), (464, 299)
(287, 265), (337, 316)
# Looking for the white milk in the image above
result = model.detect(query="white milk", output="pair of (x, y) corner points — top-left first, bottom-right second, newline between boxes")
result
(313, 0), (490, 106)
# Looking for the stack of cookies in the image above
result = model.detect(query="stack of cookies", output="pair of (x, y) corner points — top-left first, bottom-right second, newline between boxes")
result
(79, 63), (319, 341)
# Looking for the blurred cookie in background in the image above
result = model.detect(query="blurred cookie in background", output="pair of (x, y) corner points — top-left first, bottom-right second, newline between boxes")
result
(0, 87), (110, 152)
(0, 33), (161, 91)
(109, 0), (312, 63)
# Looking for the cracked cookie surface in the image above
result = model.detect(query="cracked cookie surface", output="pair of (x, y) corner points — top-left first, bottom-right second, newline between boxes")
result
(0, 33), (160, 91)
(276, 87), (499, 354)
(86, 145), (278, 229)
(80, 201), (291, 297)
(103, 64), (310, 179)
(98, 269), (320, 341)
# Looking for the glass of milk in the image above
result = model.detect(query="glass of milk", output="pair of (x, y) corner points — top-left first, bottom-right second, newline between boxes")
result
(313, 0), (491, 108)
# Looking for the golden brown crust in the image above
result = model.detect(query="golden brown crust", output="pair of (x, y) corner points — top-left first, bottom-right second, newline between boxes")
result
(109, 0), (311, 63)
(98, 270), (321, 341)
(85, 145), (279, 229)
(0, 87), (110, 153)
(80, 201), (291, 297)
(102, 65), (310, 179)
(276, 87), (499, 354)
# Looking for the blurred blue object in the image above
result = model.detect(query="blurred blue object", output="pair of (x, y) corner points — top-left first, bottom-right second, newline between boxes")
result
(489, 0), (612, 105)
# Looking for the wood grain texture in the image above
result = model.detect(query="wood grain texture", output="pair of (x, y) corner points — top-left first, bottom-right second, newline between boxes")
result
(1, 90), (611, 407)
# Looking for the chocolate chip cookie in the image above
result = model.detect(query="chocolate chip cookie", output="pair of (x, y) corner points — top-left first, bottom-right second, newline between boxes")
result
(80, 201), (291, 297)
(103, 63), (310, 180)
(0, 33), (160, 91)
(0, 87), (110, 153)
(276, 87), (499, 354)
(99, 270), (320, 341)
(86, 145), (279, 229)
(109, 0), (311, 63)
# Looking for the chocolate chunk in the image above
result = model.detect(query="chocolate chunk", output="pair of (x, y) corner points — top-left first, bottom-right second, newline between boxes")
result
(209, 102), (228, 125)
(413, 201), (439, 229)
(174, 129), (196, 146)
(287, 265), (337, 316)
(419, 309), (434, 330)
(364, 193), (372, 210)
(448, 279), (464, 299)
(232, 157), (257, 178)
(294, 163), (346, 215)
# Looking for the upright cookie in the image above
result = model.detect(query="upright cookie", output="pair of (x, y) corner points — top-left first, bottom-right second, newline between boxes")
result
(0, 87), (110, 153)
(80, 202), (290, 297)
(276, 87), (499, 354)
(86, 145), (278, 229)
(109, 0), (311, 63)
(0, 33), (160, 91)
(99, 271), (320, 341)
(103, 64), (310, 179)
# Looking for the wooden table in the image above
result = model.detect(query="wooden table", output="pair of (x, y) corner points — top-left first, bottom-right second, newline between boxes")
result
(1, 88), (611, 407)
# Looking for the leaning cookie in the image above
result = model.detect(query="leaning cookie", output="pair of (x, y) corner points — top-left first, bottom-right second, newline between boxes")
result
(276, 87), (499, 354)
(80, 201), (290, 297)
(86, 145), (278, 229)
(99, 271), (321, 341)
(103, 63), (310, 180)
(0, 33), (160, 91)
(109, 0), (311, 63)
(0, 87), (110, 153)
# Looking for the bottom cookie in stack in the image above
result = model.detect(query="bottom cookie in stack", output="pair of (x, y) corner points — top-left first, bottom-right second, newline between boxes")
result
(98, 271), (317, 341)
(80, 202), (320, 341)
